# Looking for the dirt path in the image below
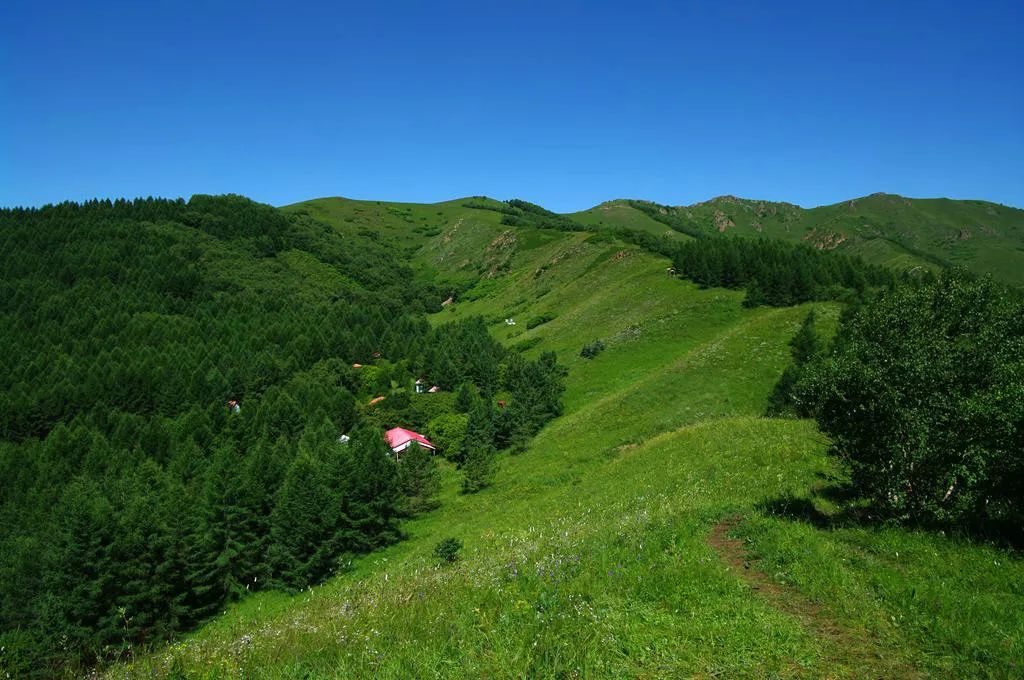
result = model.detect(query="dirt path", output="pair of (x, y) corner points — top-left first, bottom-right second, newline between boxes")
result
(707, 517), (922, 679)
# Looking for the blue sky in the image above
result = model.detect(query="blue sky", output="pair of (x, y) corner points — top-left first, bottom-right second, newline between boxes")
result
(2, 0), (1021, 211)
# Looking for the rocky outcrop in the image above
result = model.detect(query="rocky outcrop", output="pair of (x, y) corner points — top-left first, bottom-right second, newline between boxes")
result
(713, 210), (735, 233)
(803, 229), (847, 250)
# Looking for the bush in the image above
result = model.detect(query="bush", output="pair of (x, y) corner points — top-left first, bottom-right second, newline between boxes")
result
(433, 537), (463, 563)
(579, 339), (605, 359)
(765, 311), (821, 417)
(526, 313), (556, 329)
(794, 271), (1024, 528)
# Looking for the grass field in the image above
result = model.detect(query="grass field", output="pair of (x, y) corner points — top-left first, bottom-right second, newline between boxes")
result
(114, 199), (1024, 679)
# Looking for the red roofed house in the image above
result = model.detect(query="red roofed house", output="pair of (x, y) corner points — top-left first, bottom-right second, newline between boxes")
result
(384, 427), (436, 458)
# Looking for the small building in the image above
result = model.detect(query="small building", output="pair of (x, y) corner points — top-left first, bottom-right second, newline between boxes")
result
(368, 395), (386, 407)
(226, 400), (241, 413)
(352, 363), (363, 369)
(337, 434), (351, 444)
(427, 385), (441, 393)
(442, 296), (454, 307)
(384, 427), (436, 458)
(414, 378), (428, 394)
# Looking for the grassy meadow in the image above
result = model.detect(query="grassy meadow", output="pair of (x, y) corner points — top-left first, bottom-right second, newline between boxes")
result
(113, 199), (1024, 679)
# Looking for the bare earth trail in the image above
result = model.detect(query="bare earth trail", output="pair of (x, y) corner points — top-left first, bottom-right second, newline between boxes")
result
(708, 518), (923, 680)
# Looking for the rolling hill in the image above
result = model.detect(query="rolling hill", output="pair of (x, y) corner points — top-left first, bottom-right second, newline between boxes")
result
(105, 194), (1024, 679)
(574, 193), (1024, 285)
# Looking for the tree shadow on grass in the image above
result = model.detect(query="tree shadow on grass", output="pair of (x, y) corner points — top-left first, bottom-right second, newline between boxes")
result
(758, 475), (1024, 551)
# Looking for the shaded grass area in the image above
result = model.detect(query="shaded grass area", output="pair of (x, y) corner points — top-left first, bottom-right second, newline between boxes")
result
(738, 488), (1024, 678)
(708, 517), (923, 679)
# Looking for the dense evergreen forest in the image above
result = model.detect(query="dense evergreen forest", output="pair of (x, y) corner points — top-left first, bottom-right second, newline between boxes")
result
(0, 196), (564, 675)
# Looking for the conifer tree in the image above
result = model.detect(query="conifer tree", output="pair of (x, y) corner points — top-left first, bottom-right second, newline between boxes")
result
(44, 478), (117, 657)
(454, 382), (478, 413)
(269, 450), (330, 590)
(462, 399), (496, 459)
(396, 443), (440, 515)
(789, 310), (822, 365)
(461, 443), (496, 493)
(742, 278), (768, 308)
(342, 427), (401, 551)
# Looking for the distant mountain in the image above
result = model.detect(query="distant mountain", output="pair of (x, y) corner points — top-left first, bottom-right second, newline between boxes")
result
(572, 193), (1024, 285)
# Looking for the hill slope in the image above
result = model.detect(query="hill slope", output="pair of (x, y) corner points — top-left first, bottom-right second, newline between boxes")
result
(585, 194), (1024, 285)
(115, 197), (1024, 679)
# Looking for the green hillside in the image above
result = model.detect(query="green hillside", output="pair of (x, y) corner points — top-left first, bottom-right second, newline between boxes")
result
(569, 201), (686, 240)
(0, 196), (570, 675)
(107, 196), (1024, 679)
(592, 194), (1024, 285)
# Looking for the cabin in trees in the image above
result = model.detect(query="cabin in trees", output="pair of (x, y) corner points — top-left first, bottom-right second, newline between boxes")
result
(385, 427), (436, 457)
(415, 379), (441, 394)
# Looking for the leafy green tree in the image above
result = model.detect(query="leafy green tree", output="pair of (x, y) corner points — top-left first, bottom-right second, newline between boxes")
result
(426, 413), (469, 462)
(794, 270), (1024, 527)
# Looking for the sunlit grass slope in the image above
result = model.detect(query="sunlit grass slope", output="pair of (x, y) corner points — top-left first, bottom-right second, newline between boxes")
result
(568, 200), (685, 240)
(622, 193), (1024, 286)
(116, 204), (1024, 679)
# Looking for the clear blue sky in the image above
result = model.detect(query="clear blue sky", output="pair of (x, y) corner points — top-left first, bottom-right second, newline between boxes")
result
(2, 0), (1021, 211)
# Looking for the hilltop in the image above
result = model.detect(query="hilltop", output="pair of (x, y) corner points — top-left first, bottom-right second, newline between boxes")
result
(573, 193), (1024, 285)
(284, 191), (1024, 287)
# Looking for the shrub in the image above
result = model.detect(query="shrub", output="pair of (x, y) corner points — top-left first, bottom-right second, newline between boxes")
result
(580, 339), (605, 359)
(526, 312), (556, 329)
(433, 537), (463, 563)
(794, 270), (1024, 528)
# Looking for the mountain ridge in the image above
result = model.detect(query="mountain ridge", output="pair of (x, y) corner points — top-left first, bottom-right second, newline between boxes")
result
(283, 191), (1024, 286)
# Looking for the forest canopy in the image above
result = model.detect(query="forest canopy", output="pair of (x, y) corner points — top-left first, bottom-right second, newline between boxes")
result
(0, 196), (564, 676)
